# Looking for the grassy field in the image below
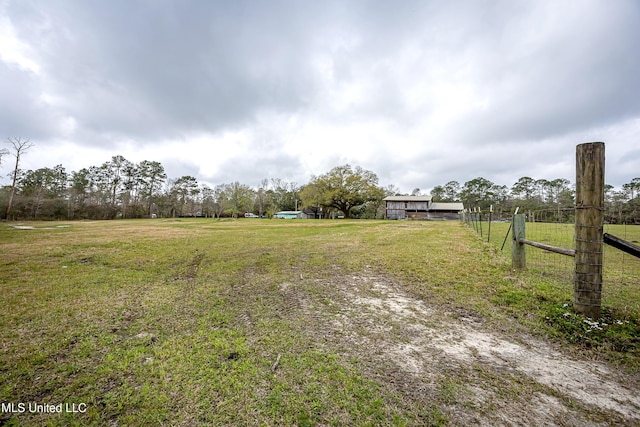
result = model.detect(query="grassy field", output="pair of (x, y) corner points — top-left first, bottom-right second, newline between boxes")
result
(1, 219), (639, 426)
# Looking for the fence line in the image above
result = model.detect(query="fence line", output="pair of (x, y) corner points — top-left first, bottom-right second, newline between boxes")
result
(462, 142), (640, 317)
(519, 238), (575, 257)
(519, 209), (575, 277)
(464, 207), (640, 317)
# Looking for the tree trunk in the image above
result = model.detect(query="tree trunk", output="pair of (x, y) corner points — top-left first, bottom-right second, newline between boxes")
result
(4, 159), (19, 220)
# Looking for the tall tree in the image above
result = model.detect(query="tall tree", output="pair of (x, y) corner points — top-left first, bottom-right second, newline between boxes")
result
(608, 189), (628, 223)
(16, 169), (43, 217)
(535, 179), (550, 203)
(138, 160), (166, 216)
(171, 176), (199, 216)
(4, 137), (34, 220)
(623, 178), (640, 200)
(430, 181), (461, 202)
(223, 182), (255, 218)
(361, 186), (386, 218)
(103, 155), (132, 214)
(120, 161), (141, 218)
(622, 178), (640, 222)
(254, 179), (271, 217)
(511, 176), (537, 200)
(213, 184), (227, 218)
(299, 183), (324, 218)
(88, 165), (111, 214)
(443, 181), (461, 201)
(430, 185), (445, 202)
(460, 177), (497, 209)
(69, 168), (90, 218)
(268, 178), (299, 211)
(547, 178), (571, 217)
(384, 184), (400, 197)
(301, 164), (383, 219)
(18, 165), (68, 218)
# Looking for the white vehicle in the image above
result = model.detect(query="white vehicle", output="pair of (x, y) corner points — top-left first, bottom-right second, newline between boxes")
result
(244, 213), (259, 218)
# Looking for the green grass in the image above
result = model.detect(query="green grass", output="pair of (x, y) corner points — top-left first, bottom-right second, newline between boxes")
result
(1, 219), (639, 425)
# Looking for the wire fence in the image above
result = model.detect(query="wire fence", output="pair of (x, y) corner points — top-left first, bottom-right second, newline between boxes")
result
(602, 223), (640, 311)
(462, 208), (640, 312)
(520, 209), (575, 282)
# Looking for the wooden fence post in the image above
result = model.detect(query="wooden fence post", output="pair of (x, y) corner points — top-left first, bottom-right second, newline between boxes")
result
(472, 209), (477, 232)
(574, 142), (605, 318)
(487, 205), (493, 243)
(512, 214), (526, 269)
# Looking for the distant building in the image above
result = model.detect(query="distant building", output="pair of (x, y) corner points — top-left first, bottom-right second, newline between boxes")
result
(383, 196), (464, 220)
(428, 202), (466, 220)
(273, 211), (307, 219)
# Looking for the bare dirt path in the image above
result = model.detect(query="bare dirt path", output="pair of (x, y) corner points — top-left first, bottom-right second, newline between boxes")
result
(282, 266), (640, 426)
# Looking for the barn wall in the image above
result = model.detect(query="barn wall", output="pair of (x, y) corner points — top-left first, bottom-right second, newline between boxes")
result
(386, 201), (430, 210)
(385, 200), (460, 220)
(386, 202), (404, 210)
(406, 211), (429, 220)
(406, 201), (429, 210)
(428, 210), (460, 220)
(386, 209), (405, 220)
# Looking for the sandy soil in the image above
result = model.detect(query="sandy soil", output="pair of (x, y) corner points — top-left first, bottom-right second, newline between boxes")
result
(281, 266), (640, 426)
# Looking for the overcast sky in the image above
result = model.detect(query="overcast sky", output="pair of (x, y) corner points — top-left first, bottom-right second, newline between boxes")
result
(1, 0), (639, 193)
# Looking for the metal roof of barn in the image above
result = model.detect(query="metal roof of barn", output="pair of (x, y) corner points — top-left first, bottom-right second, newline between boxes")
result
(383, 195), (433, 202)
(429, 202), (464, 211)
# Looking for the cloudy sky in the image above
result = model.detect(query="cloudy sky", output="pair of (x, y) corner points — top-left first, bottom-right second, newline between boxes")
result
(1, 0), (639, 193)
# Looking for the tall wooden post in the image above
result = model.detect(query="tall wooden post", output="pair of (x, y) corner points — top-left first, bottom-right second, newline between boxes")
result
(512, 214), (526, 269)
(574, 142), (605, 318)
(487, 205), (493, 243)
(472, 209), (477, 232)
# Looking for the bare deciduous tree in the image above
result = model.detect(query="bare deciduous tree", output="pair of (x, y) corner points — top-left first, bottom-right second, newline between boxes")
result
(4, 137), (34, 220)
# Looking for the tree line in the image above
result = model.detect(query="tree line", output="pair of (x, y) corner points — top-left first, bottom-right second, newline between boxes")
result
(1, 137), (638, 222)
(0, 138), (387, 220)
(430, 176), (640, 223)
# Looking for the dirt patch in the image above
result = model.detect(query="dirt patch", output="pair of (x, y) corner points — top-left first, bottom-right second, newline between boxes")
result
(430, 326), (639, 419)
(291, 267), (640, 426)
(184, 252), (205, 280)
(7, 224), (71, 230)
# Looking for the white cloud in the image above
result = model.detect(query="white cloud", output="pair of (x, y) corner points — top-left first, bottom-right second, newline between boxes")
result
(1, 0), (639, 193)
(0, 13), (40, 73)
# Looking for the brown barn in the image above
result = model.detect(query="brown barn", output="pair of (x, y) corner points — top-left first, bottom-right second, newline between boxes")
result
(383, 196), (463, 220)
(428, 202), (465, 220)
